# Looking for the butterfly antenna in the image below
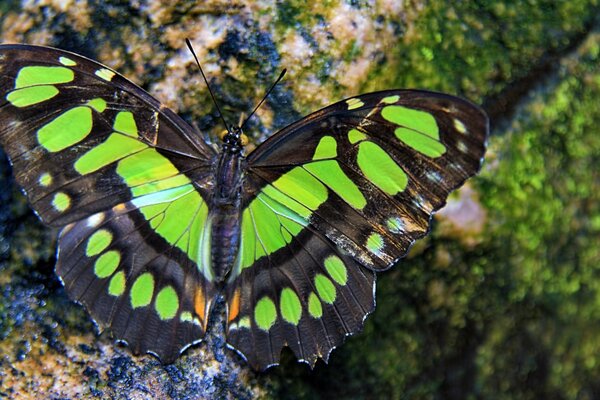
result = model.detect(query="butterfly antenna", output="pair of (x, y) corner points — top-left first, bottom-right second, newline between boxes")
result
(239, 68), (287, 131)
(185, 38), (230, 133)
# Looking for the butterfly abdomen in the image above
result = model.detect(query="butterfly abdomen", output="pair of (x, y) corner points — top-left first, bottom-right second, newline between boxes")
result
(209, 204), (242, 283)
(209, 149), (245, 283)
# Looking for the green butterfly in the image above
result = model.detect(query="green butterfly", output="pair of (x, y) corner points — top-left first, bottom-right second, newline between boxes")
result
(0, 43), (488, 370)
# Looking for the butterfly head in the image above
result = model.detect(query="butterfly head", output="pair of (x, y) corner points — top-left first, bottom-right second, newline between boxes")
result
(220, 126), (247, 155)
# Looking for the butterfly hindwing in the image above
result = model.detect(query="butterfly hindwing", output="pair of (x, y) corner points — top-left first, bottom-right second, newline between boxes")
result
(225, 223), (375, 369)
(0, 44), (218, 361)
(226, 90), (488, 368)
(57, 200), (216, 361)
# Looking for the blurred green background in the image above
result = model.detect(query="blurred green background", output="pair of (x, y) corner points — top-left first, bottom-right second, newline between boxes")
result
(1, 1), (599, 399)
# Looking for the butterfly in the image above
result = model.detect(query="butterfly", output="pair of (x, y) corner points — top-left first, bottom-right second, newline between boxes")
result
(0, 43), (488, 370)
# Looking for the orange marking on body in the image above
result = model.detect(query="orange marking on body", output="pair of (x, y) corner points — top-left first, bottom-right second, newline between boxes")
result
(228, 289), (241, 322)
(113, 203), (127, 212)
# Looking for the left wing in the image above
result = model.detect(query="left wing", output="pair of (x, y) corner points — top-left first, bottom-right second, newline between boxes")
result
(0, 44), (217, 362)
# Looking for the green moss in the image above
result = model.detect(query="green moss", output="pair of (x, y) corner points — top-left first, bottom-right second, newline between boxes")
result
(473, 34), (600, 397)
(368, 1), (600, 101)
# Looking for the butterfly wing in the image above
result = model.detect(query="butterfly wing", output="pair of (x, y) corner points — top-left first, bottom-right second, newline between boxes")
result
(225, 90), (488, 369)
(0, 44), (217, 361)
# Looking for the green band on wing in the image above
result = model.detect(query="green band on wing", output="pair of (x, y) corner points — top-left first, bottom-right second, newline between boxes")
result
(305, 160), (366, 209)
(258, 192), (306, 236)
(37, 106), (93, 152)
(52, 192), (71, 212)
(75, 133), (147, 174)
(15, 66), (74, 88)
(116, 148), (191, 196)
(367, 232), (384, 256)
(324, 255), (348, 285)
(108, 271), (126, 296)
(130, 184), (194, 208)
(381, 95), (400, 104)
(315, 274), (336, 304)
(261, 183), (313, 220)
(357, 141), (408, 195)
(381, 105), (439, 138)
(236, 166), (327, 271)
(87, 98), (107, 113)
(86, 229), (113, 256)
(39, 173), (52, 187)
(394, 127), (446, 157)
(308, 292), (323, 318)
(94, 250), (121, 278)
(238, 208), (257, 271)
(348, 128), (366, 144)
(236, 190), (307, 271)
(313, 136), (337, 160)
(6, 85), (59, 107)
(132, 185), (209, 270)
(271, 167), (328, 214)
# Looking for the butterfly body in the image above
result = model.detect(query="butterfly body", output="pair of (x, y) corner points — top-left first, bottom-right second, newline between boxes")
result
(211, 130), (246, 282)
(0, 44), (489, 369)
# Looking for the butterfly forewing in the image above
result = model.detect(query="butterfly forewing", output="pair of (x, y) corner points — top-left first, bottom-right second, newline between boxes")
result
(0, 44), (218, 361)
(0, 44), (216, 226)
(244, 90), (487, 270)
(226, 90), (488, 368)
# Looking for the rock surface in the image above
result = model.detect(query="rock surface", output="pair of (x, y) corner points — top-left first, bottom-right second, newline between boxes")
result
(1, 1), (599, 399)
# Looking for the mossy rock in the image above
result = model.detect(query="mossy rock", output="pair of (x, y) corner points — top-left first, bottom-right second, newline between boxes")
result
(1, 1), (599, 399)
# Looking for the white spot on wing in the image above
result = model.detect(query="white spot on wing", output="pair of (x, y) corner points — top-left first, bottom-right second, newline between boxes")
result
(454, 118), (468, 134)
(95, 68), (115, 81)
(87, 213), (105, 228)
(413, 194), (433, 213)
(59, 56), (77, 66)
(457, 141), (469, 153)
(39, 172), (52, 187)
(386, 217), (405, 234)
(426, 171), (442, 183)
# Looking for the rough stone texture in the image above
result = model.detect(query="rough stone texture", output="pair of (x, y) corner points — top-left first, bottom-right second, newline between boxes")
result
(1, 1), (599, 399)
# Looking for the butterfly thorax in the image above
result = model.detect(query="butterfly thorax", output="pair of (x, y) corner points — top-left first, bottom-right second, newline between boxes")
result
(209, 129), (246, 283)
